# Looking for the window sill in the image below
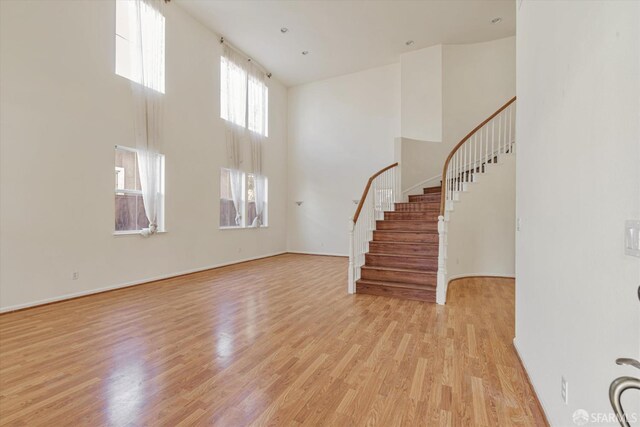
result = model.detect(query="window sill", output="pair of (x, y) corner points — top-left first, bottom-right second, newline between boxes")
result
(219, 226), (269, 231)
(113, 230), (167, 236)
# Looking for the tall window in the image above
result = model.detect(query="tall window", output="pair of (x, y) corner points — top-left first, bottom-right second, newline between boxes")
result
(219, 168), (268, 228)
(115, 146), (165, 233)
(115, 0), (166, 93)
(219, 168), (237, 228)
(220, 56), (268, 136)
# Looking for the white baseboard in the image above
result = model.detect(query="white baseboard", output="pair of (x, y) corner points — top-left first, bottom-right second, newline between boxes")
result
(286, 251), (348, 258)
(513, 339), (551, 425)
(440, 273), (515, 305)
(447, 272), (515, 283)
(0, 251), (287, 313)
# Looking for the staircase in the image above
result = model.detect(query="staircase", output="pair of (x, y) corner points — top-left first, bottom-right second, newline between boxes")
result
(356, 186), (441, 302)
(348, 96), (516, 304)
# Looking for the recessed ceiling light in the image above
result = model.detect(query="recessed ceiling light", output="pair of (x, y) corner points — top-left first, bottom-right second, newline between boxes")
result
(491, 17), (502, 24)
(302, 51), (309, 55)
(405, 40), (414, 46)
(280, 27), (288, 33)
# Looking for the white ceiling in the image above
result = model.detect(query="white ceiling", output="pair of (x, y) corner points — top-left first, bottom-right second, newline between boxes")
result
(176, 0), (516, 87)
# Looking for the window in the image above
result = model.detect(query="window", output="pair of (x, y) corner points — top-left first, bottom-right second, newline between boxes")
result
(115, 146), (165, 233)
(220, 56), (268, 136)
(115, 0), (165, 93)
(247, 76), (268, 135)
(219, 168), (237, 228)
(219, 168), (268, 228)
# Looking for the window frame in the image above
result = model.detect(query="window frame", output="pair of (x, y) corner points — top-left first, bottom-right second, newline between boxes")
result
(218, 168), (268, 230)
(220, 55), (269, 137)
(114, 0), (166, 94)
(114, 145), (166, 235)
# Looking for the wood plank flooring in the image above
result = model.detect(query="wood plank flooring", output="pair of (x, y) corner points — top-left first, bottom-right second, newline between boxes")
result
(0, 254), (546, 426)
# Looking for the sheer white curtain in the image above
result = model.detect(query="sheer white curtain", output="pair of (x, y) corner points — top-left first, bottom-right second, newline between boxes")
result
(221, 45), (246, 222)
(248, 62), (267, 226)
(129, 0), (165, 236)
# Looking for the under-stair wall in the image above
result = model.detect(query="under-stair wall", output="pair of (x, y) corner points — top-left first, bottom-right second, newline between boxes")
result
(445, 153), (515, 290)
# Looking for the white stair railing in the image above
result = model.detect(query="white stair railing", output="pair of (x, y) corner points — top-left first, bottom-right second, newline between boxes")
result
(436, 97), (516, 304)
(442, 99), (516, 211)
(348, 163), (400, 293)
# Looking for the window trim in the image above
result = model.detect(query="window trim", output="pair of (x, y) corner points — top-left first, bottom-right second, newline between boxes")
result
(114, 0), (166, 94)
(113, 230), (168, 236)
(220, 55), (269, 137)
(218, 168), (268, 230)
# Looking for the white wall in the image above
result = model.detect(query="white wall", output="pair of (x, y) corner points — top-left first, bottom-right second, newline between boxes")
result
(443, 36), (516, 147)
(287, 65), (400, 255)
(400, 45), (442, 142)
(0, 0), (289, 311)
(515, 1), (640, 425)
(446, 153), (515, 283)
(401, 37), (516, 193)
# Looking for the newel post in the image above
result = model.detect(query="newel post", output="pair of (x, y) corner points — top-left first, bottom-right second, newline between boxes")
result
(436, 215), (447, 305)
(348, 219), (355, 294)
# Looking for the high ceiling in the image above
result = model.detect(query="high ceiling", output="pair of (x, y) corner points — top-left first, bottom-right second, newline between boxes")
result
(176, 0), (516, 87)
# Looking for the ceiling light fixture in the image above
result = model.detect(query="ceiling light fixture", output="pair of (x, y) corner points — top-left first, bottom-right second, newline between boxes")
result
(280, 27), (288, 33)
(302, 51), (309, 55)
(405, 40), (414, 46)
(491, 17), (502, 24)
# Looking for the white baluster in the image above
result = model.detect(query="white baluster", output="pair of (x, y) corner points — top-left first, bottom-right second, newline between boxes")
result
(504, 111), (508, 153)
(473, 133), (477, 180)
(464, 141), (468, 183)
(509, 105), (513, 151)
(457, 150), (459, 189)
(449, 162), (453, 203)
(491, 120), (495, 163)
(459, 147), (462, 186)
(499, 113), (503, 155)
(386, 171), (390, 214)
(512, 105), (516, 154)
(485, 125), (489, 168)
(448, 163), (452, 203)
(457, 152), (461, 191)
(396, 165), (400, 205)
(381, 172), (384, 216)
(378, 175), (382, 220)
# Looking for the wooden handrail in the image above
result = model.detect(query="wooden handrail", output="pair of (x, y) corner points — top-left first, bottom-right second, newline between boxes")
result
(439, 96), (516, 215)
(353, 162), (399, 223)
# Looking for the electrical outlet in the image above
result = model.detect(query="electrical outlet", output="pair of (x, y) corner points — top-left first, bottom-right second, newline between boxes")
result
(516, 218), (521, 231)
(561, 376), (568, 404)
(72, 272), (79, 280)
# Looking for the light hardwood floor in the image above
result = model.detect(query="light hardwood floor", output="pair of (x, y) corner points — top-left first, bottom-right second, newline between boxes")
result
(0, 254), (546, 426)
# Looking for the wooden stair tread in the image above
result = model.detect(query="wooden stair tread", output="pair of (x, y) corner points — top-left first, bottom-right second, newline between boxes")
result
(366, 253), (437, 260)
(378, 218), (436, 222)
(361, 265), (436, 275)
(423, 186), (442, 194)
(356, 279), (436, 302)
(373, 230), (438, 234)
(370, 240), (437, 245)
(368, 241), (438, 256)
(356, 279), (436, 291)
